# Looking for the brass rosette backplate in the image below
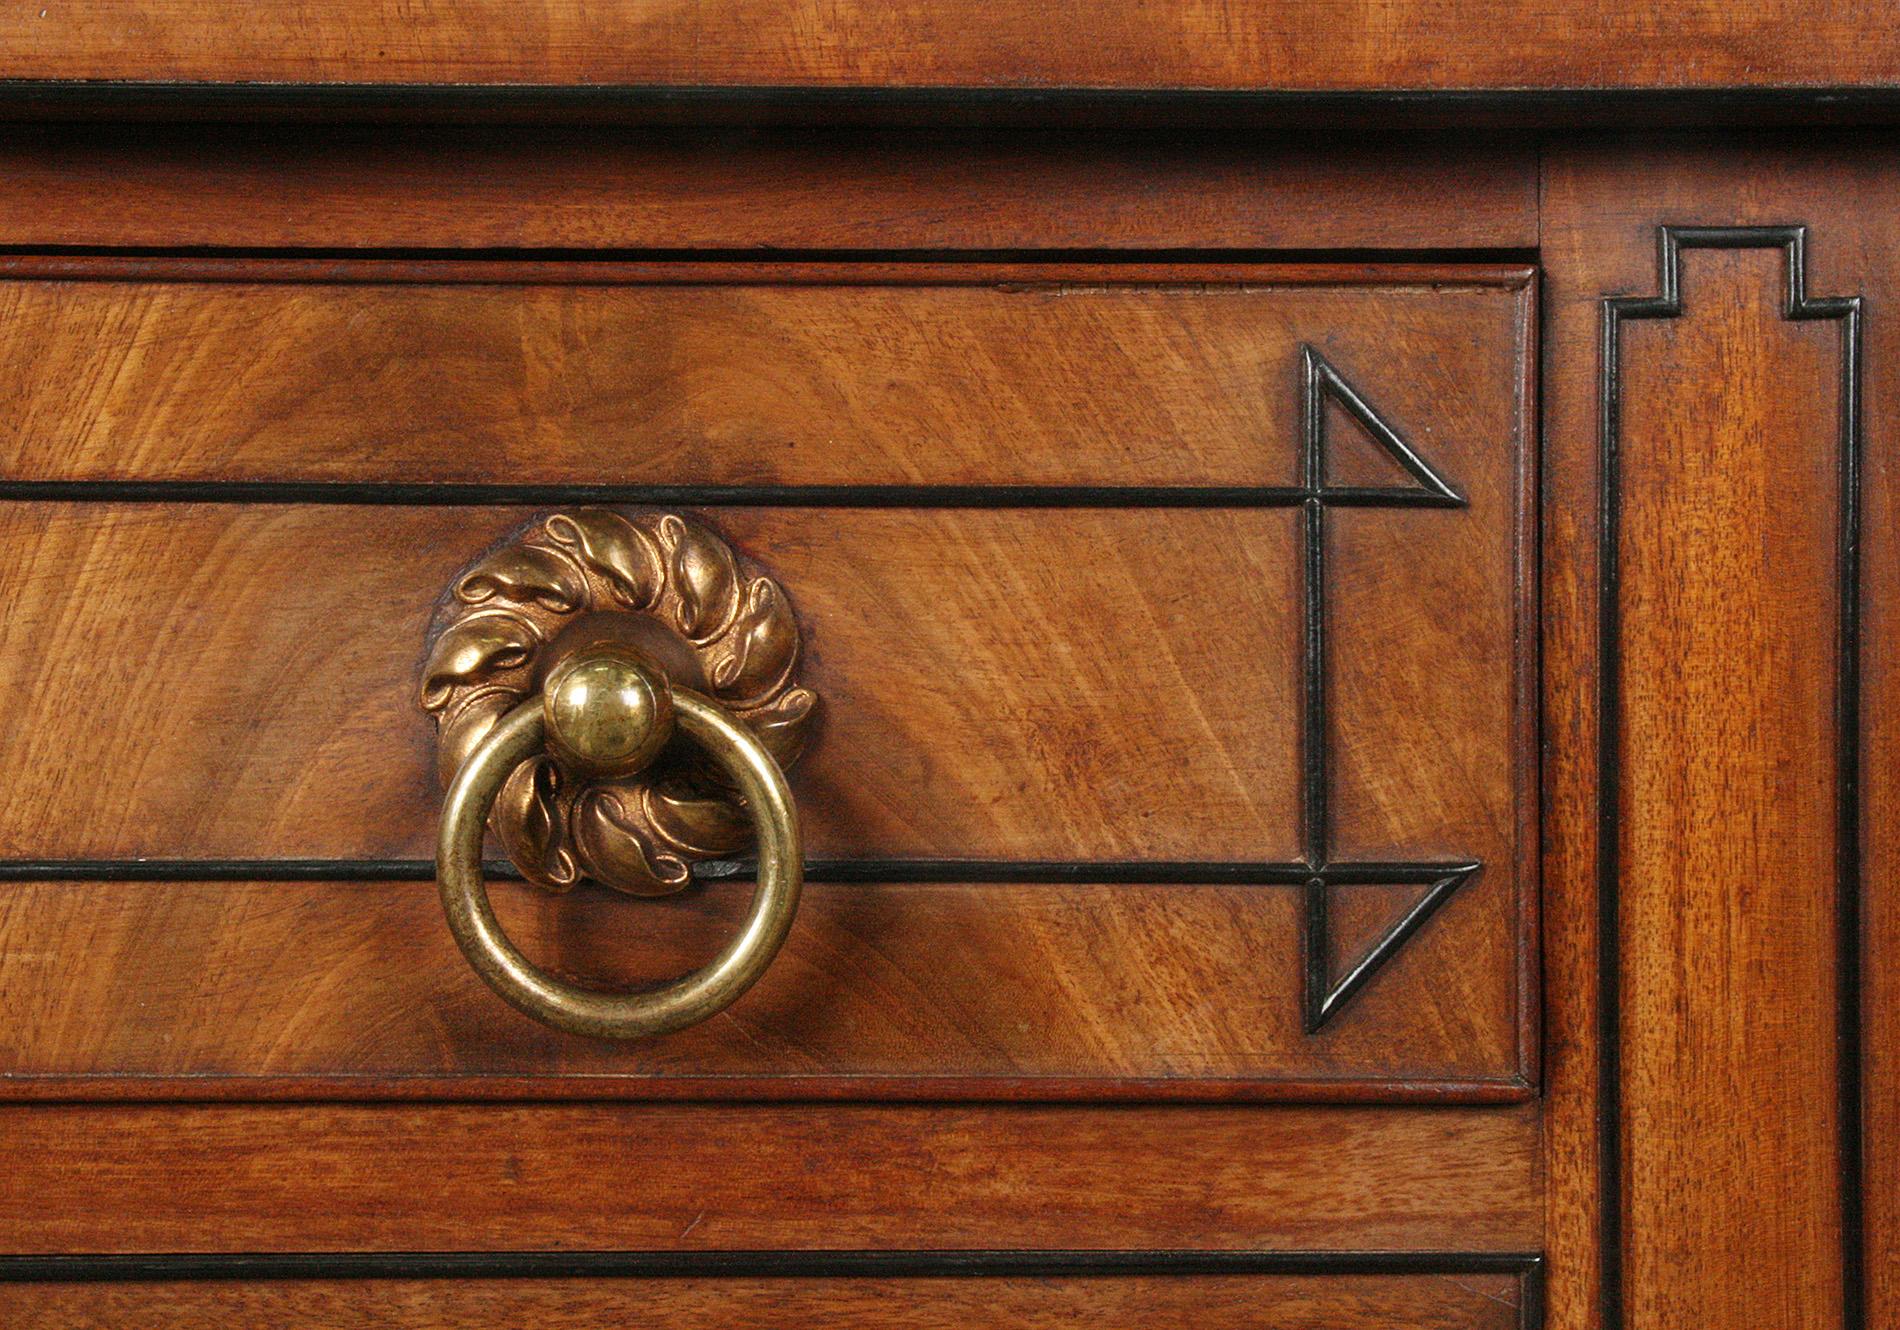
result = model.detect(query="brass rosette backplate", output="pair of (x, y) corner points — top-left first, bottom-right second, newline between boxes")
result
(420, 509), (819, 896)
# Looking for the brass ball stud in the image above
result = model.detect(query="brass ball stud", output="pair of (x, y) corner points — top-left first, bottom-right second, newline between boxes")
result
(541, 644), (676, 780)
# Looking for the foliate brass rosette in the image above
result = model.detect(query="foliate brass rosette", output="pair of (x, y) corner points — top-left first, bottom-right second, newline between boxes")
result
(420, 509), (819, 896)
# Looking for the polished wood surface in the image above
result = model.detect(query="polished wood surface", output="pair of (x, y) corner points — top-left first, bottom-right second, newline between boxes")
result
(0, 129), (1538, 251)
(0, 506), (1289, 859)
(0, 501), (1527, 869)
(0, 262), (1531, 487)
(0, 1271), (1533, 1330)
(1541, 137), (1888, 1330)
(0, 1103), (1541, 1253)
(8, 95), (1892, 1329)
(0, 2), (1890, 92)
(1616, 245), (1846, 1328)
(0, 878), (1526, 1100)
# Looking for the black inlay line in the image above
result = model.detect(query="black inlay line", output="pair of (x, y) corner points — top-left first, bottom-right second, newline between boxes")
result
(0, 480), (1466, 509)
(1300, 874), (1329, 1031)
(1290, 345), (1481, 1031)
(1596, 225), (1865, 1330)
(0, 857), (1481, 886)
(1307, 868), (1479, 1034)
(1300, 495), (1329, 861)
(0, 1248), (1544, 1289)
(1835, 260), (1868, 1330)
(1305, 349), (1465, 502)
(3, 73), (1900, 119)
(0, 243), (1541, 266)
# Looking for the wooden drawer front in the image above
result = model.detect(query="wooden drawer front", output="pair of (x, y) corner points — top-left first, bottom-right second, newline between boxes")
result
(0, 261), (1534, 1101)
(0, 1258), (1541, 1330)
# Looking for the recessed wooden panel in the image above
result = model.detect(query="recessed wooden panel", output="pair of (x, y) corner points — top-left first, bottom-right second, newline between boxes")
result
(1616, 244), (1847, 1330)
(0, 878), (1520, 1098)
(0, 1269), (1535, 1330)
(1542, 141), (1891, 1330)
(0, 1102), (1540, 1253)
(0, 262), (1531, 488)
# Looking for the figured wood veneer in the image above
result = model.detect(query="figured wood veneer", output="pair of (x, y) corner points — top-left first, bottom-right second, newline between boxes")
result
(0, 263), (1530, 489)
(0, 878), (1523, 1099)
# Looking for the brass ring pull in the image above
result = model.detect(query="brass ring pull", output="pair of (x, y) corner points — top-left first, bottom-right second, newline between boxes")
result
(436, 642), (803, 1038)
(420, 509), (817, 1037)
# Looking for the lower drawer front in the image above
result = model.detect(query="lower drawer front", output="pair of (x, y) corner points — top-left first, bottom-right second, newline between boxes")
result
(0, 1102), (1539, 1253)
(1, 1264), (1537, 1330)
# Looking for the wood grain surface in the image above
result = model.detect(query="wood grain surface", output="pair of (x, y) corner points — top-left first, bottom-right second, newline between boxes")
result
(1617, 244), (1846, 1330)
(0, 2), (1891, 92)
(0, 499), (1527, 868)
(1541, 136), (1893, 1330)
(0, 506), (1304, 860)
(0, 1271), (1531, 1330)
(0, 1102), (1541, 1253)
(0, 263), (1533, 488)
(0, 877), (1524, 1099)
(0, 129), (1539, 251)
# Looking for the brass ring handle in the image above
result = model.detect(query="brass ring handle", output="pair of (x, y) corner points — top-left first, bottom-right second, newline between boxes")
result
(436, 644), (803, 1038)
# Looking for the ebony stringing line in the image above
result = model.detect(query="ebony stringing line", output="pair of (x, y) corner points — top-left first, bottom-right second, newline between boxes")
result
(1596, 225), (1864, 1330)
(2, 72), (1899, 123)
(0, 480), (1463, 508)
(0, 1249), (1545, 1327)
(0, 1249), (1546, 1282)
(1292, 346), (1480, 1032)
(0, 857), (1476, 887)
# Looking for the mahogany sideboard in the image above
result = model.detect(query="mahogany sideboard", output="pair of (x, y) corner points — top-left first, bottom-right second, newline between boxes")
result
(0, 9), (1894, 1328)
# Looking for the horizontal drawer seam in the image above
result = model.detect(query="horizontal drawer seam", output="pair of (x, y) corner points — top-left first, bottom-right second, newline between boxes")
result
(0, 1249), (1547, 1282)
